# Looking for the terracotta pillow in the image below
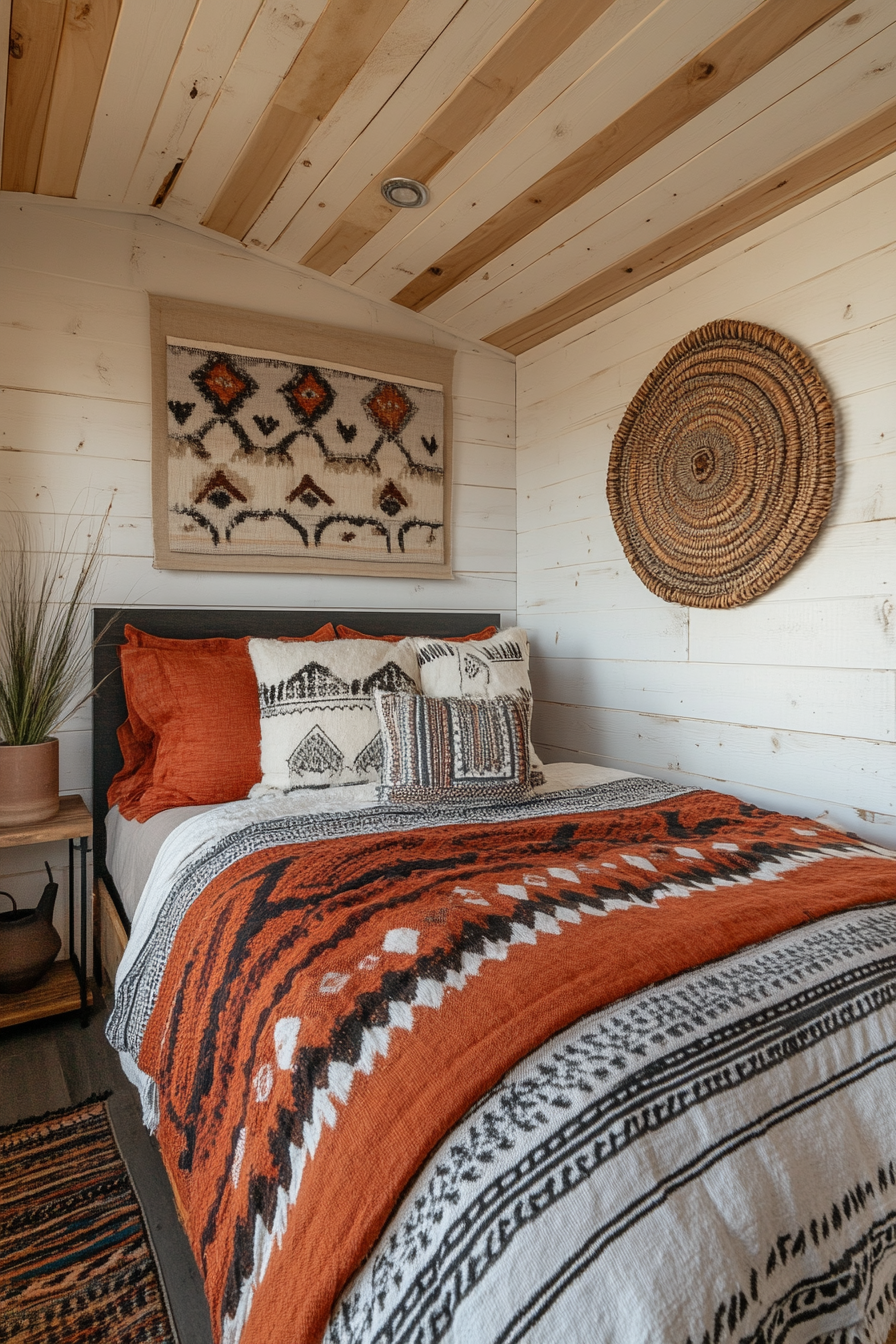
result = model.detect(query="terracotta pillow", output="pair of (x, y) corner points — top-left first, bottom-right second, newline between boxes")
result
(108, 712), (157, 816)
(112, 647), (262, 821)
(109, 624), (338, 816)
(336, 625), (497, 642)
(123, 623), (337, 648)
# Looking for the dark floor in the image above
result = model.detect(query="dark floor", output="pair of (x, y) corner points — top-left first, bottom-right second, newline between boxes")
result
(0, 996), (214, 1344)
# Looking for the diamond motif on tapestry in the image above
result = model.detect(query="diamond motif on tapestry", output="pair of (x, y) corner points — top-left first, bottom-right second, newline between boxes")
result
(364, 382), (414, 437)
(279, 367), (335, 427)
(190, 355), (258, 416)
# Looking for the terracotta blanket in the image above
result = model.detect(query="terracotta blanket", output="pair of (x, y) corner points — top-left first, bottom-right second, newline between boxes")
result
(134, 790), (896, 1343)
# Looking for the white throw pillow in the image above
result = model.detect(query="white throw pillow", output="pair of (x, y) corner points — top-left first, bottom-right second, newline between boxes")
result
(248, 638), (421, 790)
(411, 627), (543, 774)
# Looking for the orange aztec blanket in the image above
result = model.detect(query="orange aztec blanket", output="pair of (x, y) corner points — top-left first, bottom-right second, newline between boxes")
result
(112, 787), (896, 1344)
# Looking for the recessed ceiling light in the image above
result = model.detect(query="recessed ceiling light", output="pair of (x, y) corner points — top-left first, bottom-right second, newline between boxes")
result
(381, 177), (430, 209)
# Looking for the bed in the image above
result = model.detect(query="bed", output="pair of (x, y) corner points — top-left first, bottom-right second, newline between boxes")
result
(93, 608), (896, 1344)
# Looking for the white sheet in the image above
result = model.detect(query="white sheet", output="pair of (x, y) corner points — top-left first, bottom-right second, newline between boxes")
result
(106, 802), (218, 920)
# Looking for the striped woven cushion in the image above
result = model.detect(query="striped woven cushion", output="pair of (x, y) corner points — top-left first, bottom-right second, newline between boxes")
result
(375, 691), (532, 805)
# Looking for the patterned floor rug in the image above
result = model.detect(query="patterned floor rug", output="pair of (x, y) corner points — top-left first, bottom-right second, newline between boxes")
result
(0, 1093), (178, 1343)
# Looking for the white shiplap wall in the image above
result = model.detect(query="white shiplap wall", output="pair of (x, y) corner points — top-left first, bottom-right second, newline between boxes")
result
(0, 194), (515, 932)
(517, 153), (896, 847)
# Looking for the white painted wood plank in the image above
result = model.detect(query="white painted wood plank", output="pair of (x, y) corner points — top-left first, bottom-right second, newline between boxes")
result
(256, 0), (533, 252)
(838, 384), (896, 462)
(517, 421), (621, 496)
(162, 0), (330, 226)
(531, 742), (896, 847)
(519, 555), (654, 611)
(453, 349), (515, 407)
(348, 0), (756, 299)
(829, 451), (896, 527)
(84, 557), (515, 614)
(453, 441), (516, 489)
(447, 22), (896, 337)
(529, 657), (896, 742)
(513, 235), (896, 428)
(518, 469), (610, 536)
(435, 2), (896, 327)
(76, 0), (200, 203)
(454, 403), (514, 450)
(0, 322), (150, 402)
(0, 386), (151, 459)
(514, 157), (896, 401)
(523, 608), (689, 663)
(688, 596), (895, 670)
(0, 264), (148, 351)
(123, 0), (268, 207)
(18, 510), (170, 559)
(533, 702), (896, 816)
(0, 216), (510, 401)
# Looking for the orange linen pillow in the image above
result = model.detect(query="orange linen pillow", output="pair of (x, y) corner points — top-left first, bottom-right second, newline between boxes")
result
(108, 623), (338, 817)
(114, 647), (262, 821)
(123, 622), (337, 649)
(107, 711), (157, 816)
(336, 624), (497, 643)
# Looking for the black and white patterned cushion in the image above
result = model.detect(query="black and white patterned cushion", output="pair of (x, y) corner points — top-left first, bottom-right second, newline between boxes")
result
(375, 691), (532, 805)
(411, 627), (544, 781)
(248, 639), (421, 790)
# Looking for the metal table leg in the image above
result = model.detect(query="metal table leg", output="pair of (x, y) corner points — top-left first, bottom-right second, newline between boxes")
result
(68, 834), (92, 1027)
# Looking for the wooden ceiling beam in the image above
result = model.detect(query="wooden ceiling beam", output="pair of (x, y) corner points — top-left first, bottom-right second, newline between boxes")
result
(202, 0), (412, 241)
(484, 98), (896, 355)
(298, 0), (612, 276)
(35, 0), (121, 198)
(2, 0), (65, 193)
(392, 0), (853, 313)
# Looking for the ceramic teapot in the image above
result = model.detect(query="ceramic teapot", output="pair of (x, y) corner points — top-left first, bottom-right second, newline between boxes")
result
(0, 862), (61, 993)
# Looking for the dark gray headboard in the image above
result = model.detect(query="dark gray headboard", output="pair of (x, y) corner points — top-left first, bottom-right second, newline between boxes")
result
(91, 608), (500, 894)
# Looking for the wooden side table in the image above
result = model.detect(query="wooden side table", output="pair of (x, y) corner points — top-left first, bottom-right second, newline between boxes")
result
(0, 794), (94, 1029)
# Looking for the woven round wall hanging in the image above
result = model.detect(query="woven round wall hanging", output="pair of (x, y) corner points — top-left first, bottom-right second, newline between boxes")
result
(606, 318), (835, 609)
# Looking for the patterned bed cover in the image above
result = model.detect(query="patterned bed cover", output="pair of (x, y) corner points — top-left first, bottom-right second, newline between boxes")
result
(107, 771), (896, 1344)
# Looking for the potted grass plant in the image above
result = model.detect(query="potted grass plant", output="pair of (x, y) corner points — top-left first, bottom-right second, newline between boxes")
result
(0, 508), (109, 827)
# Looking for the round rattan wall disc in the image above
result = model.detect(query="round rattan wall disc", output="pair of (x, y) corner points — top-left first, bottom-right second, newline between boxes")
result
(606, 319), (835, 609)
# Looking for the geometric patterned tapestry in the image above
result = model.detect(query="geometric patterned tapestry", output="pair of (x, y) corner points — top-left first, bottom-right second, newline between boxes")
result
(164, 338), (446, 569)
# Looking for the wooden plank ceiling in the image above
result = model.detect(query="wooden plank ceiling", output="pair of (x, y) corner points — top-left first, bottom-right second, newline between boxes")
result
(3, 0), (896, 354)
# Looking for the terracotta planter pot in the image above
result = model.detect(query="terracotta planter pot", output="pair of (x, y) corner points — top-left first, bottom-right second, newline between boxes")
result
(0, 739), (60, 827)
